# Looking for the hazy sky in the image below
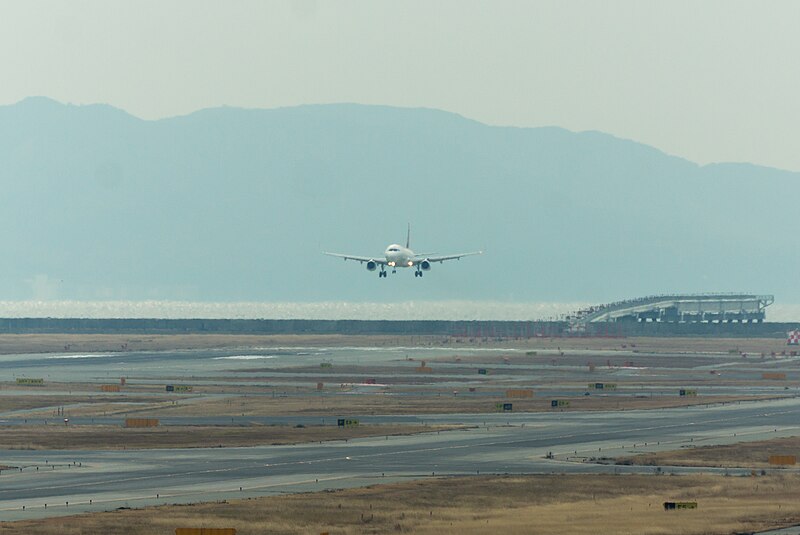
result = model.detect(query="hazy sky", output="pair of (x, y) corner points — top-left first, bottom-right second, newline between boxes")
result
(2, 1), (799, 170)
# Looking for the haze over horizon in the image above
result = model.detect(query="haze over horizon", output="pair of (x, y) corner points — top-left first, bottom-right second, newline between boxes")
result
(1, 1), (799, 171)
(1, 97), (797, 308)
(5, 95), (795, 174)
(1, 2), (798, 317)
(4, 6), (800, 531)
(0, 299), (798, 323)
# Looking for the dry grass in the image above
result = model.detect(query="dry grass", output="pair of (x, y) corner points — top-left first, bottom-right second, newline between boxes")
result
(0, 395), (170, 414)
(0, 333), (793, 356)
(0, 334), (473, 355)
(516, 336), (797, 355)
(0, 424), (459, 450)
(2, 335), (799, 533)
(115, 392), (772, 418)
(1, 388), (775, 421)
(3, 473), (800, 534)
(617, 435), (800, 468)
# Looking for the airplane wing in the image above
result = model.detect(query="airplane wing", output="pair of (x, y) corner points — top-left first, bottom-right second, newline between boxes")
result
(418, 251), (483, 263)
(323, 252), (387, 265)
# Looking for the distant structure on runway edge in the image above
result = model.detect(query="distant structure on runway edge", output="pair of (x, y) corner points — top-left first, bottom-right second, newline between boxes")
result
(569, 293), (774, 328)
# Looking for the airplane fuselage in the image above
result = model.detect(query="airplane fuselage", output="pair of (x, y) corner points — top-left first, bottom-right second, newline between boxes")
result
(384, 244), (416, 268)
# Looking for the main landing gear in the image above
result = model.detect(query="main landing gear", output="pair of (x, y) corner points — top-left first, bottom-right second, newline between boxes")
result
(414, 270), (423, 277)
(378, 270), (387, 278)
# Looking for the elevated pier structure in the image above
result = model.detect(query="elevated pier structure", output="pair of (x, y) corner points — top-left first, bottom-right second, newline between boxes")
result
(571, 293), (774, 325)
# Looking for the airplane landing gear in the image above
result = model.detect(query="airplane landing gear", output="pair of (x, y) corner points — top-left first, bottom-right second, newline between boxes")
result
(414, 270), (423, 277)
(379, 270), (387, 278)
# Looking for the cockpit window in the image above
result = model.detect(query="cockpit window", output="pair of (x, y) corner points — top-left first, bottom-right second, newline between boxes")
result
(388, 248), (399, 252)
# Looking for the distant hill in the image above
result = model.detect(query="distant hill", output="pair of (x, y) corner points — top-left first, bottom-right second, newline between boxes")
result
(0, 97), (797, 303)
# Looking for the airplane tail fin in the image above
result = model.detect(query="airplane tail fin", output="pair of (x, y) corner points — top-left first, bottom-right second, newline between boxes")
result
(406, 223), (411, 249)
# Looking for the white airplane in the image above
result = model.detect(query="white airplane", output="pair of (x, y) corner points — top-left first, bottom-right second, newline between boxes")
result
(324, 225), (482, 278)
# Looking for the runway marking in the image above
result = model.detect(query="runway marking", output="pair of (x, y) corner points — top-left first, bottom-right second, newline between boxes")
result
(332, 406), (800, 463)
(3, 400), (800, 510)
(5, 404), (800, 495)
(0, 474), (359, 513)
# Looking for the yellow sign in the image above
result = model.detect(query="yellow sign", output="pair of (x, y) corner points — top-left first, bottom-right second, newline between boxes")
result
(337, 418), (359, 427)
(762, 372), (787, 380)
(175, 529), (236, 535)
(589, 383), (617, 390)
(664, 501), (697, 510)
(505, 389), (533, 399)
(769, 455), (797, 465)
(125, 418), (159, 428)
(16, 378), (44, 385)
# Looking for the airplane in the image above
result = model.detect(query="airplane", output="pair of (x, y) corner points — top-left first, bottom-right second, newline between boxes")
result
(324, 225), (482, 278)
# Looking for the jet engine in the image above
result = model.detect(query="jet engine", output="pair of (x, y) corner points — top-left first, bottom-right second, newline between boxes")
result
(366, 260), (377, 271)
(420, 260), (431, 271)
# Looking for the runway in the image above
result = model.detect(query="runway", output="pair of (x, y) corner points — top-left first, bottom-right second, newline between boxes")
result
(1, 395), (799, 520)
(1, 342), (799, 521)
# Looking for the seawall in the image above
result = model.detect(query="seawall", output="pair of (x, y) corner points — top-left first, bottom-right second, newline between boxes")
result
(0, 318), (795, 338)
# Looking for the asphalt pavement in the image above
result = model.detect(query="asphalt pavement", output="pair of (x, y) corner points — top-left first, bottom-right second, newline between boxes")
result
(2, 344), (799, 521)
(1, 395), (799, 520)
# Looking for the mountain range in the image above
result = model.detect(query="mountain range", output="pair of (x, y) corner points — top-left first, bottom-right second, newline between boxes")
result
(1, 97), (796, 304)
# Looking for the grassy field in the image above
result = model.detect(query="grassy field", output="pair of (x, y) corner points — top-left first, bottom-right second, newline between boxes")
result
(2, 473), (800, 534)
(0, 394), (173, 414)
(4, 388), (773, 421)
(0, 423), (461, 450)
(0, 333), (794, 355)
(616, 435), (800, 468)
(0, 333), (384, 354)
(120, 392), (774, 417)
(2, 333), (798, 533)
